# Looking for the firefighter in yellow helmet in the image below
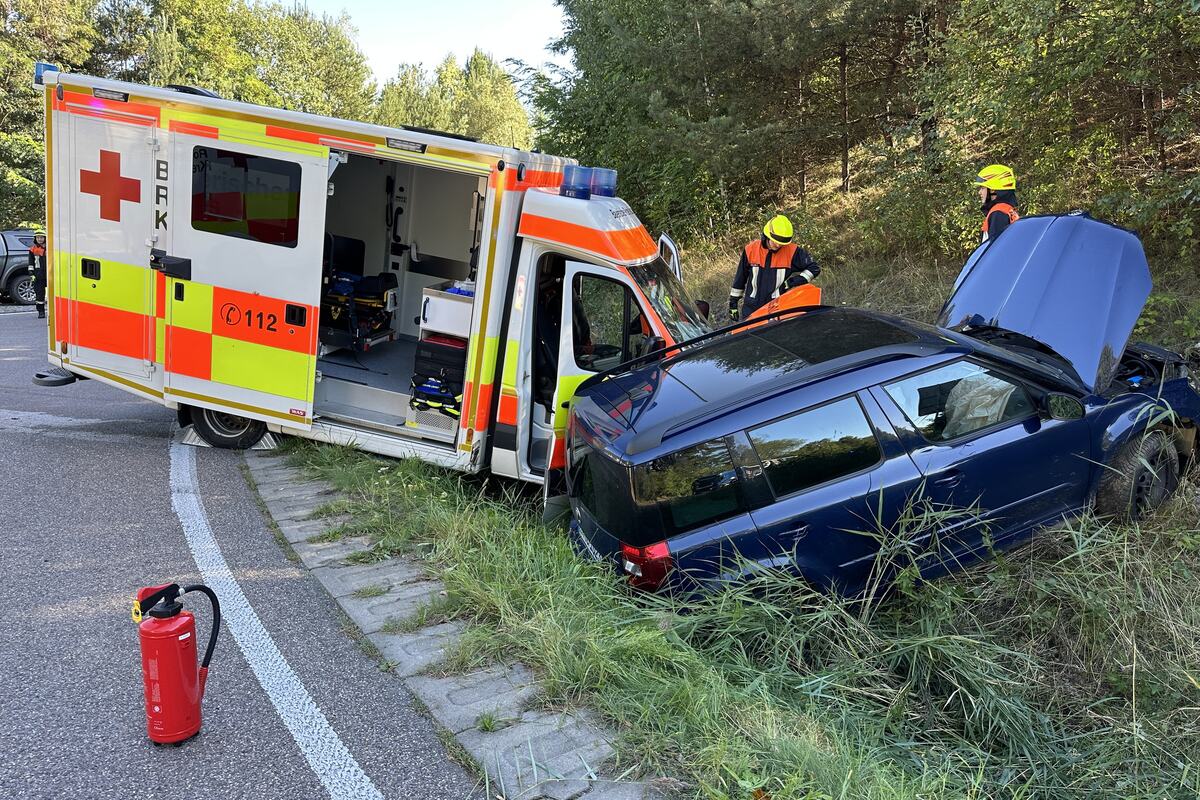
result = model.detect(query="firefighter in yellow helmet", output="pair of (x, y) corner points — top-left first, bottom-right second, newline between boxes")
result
(728, 214), (820, 321)
(975, 164), (1020, 243)
(28, 230), (47, 318)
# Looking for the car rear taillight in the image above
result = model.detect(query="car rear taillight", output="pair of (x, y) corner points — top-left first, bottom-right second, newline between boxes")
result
(620, 541), (672, 591)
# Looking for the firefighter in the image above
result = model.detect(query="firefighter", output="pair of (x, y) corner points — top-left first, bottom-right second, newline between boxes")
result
(27, 230), (47, 318)
(728, 214), (820, 321)
(975, 164), (1021, 243)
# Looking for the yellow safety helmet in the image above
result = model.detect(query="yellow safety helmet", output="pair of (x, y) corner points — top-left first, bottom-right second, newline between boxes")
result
(975, 164), (1016, 192)
(762, 214), (794, 245)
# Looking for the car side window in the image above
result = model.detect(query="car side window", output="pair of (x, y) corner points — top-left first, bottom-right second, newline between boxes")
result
(571, 273), (647, 373)
(634, 438), (744, 536)
(747, 396), (882, 499)
(884, 360), (1035, 443)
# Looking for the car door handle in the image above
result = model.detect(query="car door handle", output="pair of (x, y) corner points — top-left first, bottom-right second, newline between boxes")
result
(932, 470), (963, 489)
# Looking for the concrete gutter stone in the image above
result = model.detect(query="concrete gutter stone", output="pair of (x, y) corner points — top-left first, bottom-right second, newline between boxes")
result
(244, 450), (662, 799)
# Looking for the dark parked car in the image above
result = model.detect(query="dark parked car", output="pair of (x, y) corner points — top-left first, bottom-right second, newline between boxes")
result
(2, 229), (38, 305)
(566, 214), (1200, 594)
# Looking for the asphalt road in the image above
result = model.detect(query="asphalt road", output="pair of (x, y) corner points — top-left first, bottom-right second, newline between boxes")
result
(0, 311), (479, 799)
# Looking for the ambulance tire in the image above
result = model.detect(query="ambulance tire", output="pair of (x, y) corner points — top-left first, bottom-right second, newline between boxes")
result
(190, 407), (267, 449)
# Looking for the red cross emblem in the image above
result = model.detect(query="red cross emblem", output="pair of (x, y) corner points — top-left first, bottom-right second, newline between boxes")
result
(80, 150), (141, 222)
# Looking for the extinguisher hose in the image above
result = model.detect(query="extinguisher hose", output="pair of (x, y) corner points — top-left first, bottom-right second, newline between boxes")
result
(182, 584), (221, 670)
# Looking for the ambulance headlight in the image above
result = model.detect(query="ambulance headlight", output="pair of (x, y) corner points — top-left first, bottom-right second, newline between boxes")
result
(560, 165), (593, 200)
(590, 168), (617, 197)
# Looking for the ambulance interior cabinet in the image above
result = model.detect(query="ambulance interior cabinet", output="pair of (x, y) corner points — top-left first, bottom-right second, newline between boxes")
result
(419, 285), (473, 338)
(408, 283), (473, 442)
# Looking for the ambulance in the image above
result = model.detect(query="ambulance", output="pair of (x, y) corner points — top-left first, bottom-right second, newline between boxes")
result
(31, 64), (715, 494)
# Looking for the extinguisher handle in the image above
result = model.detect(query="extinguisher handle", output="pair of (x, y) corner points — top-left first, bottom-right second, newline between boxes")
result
(135, 583), (181, 618)
(182, 584), (221, 670)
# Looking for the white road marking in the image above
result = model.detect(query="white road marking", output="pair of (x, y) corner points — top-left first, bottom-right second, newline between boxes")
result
(168, 439), (384, 800)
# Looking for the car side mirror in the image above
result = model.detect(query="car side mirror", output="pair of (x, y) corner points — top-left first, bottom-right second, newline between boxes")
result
(695, 300), (710, 321)
(1043, 392), (1084, 421)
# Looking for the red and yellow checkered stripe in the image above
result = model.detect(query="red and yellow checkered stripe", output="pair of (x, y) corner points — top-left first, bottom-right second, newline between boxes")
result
(53, 252), (318, 413)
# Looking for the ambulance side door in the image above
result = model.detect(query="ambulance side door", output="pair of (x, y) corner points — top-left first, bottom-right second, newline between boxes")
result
(546, 261), (651, 491)
(162, 134), (328, 428)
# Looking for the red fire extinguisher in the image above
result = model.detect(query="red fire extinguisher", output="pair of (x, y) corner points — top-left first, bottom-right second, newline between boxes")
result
(132, 582), (221, 744)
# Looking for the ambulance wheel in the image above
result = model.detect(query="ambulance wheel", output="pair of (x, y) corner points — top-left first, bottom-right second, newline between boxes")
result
(190, 407), (267, 449)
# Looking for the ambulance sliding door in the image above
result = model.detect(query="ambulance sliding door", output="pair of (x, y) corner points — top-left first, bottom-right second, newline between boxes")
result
(161, 134), (328, 429)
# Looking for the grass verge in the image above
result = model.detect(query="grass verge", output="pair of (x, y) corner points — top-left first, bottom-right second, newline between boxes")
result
(285, 441), (1200, 800)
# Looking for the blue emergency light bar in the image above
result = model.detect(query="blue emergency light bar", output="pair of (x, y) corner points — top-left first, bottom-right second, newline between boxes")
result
(34, 62), (58, 86)
(560, 165), (593, 199)
(560, 165), (619, 200)
(590, 168), (618, 197)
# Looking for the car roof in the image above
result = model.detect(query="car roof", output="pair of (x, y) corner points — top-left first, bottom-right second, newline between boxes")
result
(575, 307), (971, 459)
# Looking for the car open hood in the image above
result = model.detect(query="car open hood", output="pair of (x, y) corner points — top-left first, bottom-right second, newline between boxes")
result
(938, 213), (1151, 392)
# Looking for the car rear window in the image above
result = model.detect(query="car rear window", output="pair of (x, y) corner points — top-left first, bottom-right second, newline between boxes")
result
(571, 444), (634, 540)
(748, 396), (882, 498)
(633, 438), (745, 538)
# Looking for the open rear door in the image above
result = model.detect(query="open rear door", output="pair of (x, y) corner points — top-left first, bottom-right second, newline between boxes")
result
(64, 114), (157, 379)
(161, 134), (328, 428)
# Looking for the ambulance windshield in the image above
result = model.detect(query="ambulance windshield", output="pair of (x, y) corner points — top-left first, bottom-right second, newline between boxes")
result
(628, 257), (710, 343)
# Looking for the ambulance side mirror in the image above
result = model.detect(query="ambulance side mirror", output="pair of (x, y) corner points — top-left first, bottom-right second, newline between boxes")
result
(639, 335), (666, 361)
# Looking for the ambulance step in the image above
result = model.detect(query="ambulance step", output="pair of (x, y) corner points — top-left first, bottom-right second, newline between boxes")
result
(32, 366), (78, 387)
(315, 401), (407, 434)
(316, 372), (408, 412)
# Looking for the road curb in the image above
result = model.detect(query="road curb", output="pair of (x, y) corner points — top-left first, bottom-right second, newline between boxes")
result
(244, 450), (662, 800)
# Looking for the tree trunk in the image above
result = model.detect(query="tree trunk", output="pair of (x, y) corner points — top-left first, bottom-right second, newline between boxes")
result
(914, 2), (940, 162)
(799, 74), (807, 205)
(840, 43), (850, 193)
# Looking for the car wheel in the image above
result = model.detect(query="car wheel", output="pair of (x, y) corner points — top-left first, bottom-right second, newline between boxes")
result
(1095, 429), (1181, 521)
(6, 273), (36, 305)
(189, 406), (267, 449)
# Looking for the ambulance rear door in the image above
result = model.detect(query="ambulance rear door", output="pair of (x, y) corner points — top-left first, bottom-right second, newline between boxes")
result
(65, 113), (158, 380)
(162, 133), (329, 429)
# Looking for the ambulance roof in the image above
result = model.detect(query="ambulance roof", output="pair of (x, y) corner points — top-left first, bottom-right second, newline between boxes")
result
(44, 69), (573, 177)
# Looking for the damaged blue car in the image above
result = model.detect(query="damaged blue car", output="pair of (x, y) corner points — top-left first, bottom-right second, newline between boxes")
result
(565, 213), (1200, 593)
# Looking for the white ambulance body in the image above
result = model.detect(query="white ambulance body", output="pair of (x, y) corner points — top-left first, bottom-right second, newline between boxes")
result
(34, 67), (709, 490)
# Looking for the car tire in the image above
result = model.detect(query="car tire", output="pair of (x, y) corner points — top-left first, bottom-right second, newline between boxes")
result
(1094, 429), (1181, 521)
(189, 406), (267, 449)
(6, 273), (36, 305)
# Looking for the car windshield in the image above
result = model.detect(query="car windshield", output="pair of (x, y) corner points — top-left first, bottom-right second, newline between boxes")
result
(627, 257), (710, 343)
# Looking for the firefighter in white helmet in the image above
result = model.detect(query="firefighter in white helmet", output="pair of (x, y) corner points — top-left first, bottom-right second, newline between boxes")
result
(728, 214), (820, 321)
